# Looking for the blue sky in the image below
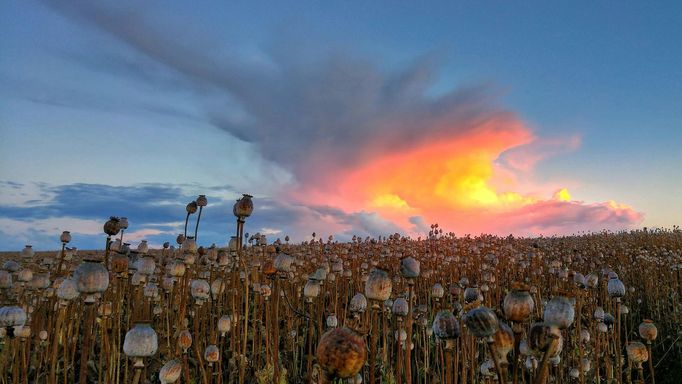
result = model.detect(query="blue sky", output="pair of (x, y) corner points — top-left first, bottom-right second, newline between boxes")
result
(1, 1), (680, 250)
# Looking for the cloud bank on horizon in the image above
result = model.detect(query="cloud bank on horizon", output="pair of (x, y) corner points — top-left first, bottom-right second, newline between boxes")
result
(0, 1), (647, 250)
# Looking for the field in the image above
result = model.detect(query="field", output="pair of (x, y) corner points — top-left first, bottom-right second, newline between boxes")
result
(0, 222), (681, 383)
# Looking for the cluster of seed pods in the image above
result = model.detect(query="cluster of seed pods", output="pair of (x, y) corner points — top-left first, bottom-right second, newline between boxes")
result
(0, 200), (680, 383)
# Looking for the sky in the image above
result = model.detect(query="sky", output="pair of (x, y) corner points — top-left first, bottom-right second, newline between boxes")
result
(1, 1), (681, 250)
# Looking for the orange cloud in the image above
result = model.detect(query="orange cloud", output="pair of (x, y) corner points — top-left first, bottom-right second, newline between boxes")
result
(294, 115), (642, 237)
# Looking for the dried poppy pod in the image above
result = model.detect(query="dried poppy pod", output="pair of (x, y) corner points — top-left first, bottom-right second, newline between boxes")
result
(159, 359), (182, 384)
(3, 260), (20, 273)
(503, 283), (535, 323)
(464, 306), (499, 340)
(60, 231), (71, 244)
(638, 319), (657, 343)
(74, 257), (109, 304)
(491, 322), (514, 364)
(217, 315), (231, 337)
(543, 296), (575, 330)
(17, 268), (33, 284)
(118, 216), (129, 230)
(607, 276), (626, 300)
(103, 216), (121, 236)
(30, 273), (50, 290)
(177, 329), (192, 353)
(432, 310), (461, 349)
(137, 240), (149, 254)
(303, 279), (321, 302)
(464, 286), (483, 304)
(233, 194), (254, 218)
(135, 255), (156, 276)
(0, 305), (27, 337)
(326, 314), (338, 328)
(57, 277), (79, 303)
(400, 256), (420, 279)
(392, 297), (409, 317)
(111, 253), (129, 276)
(181, 236), (197, 254)
(176, 234), (185, 246)
(123, 322), (158, 367)
(586, 273), (598, 288)
(349, 293), (368, 314)
(273, 252), (294, 273)
(573, 272), (587, 288)
(364, 268), (392, 305)
(528, 322), (563, 357)
(166, 259), (186, 280)
(431, 283), (445, 300)
(626, 341), (649, 368)
(190, 279), (210, 305)
(186, 201), (198, 214)
(196, 194), (208, 207)
(204, 345), (219, 366)
(316, 327), (367, 381)
(21, 245), (34, 259)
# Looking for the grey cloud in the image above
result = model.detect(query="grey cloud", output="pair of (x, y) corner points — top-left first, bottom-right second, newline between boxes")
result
(42, 0), (513, 185)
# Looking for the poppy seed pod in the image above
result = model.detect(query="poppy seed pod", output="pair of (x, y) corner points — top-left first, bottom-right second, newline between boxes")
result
(176, 234), (185, 246)
(573, 272), (586, 288)
(60, 231), (71, 244)
(364, 268), (392, 303)
(274, 252), (295, 273)
(349, 293), (368, 314)
(491, 322), (514, 364)
(3, 260), (20, 273)
(204, 345), (219, 365)
(528, 322), (563, 357)
(432, 310), (461, 349)
(233, 194), (254, 218)
(431, 283), (445, 299)
(196, 195), (208, 207)
(607, 277), (626, 299)
(503, 284), (535, 322)
(137, 240), (149, 254)
(190, 279), (210, 304)
(217, 315), (231, 336)
(57, 277), (79, 302)
(186, 201), (198, 214)
(159, 359), (182, 384)
(626, 341), (649, 368)
(17, 268), (33, 283)
(326, 314), (338, 328)
(177, 329), (192, 353)
(543, 296), (575, 330)
(135, 256), (156, 276)
(400, 256), (420, 279)
(103, 216), (121, 236)
(316, 327), (367, 380)
(303, 279), (321, 302)
(118, 217), (129, 230)
(21, 245), (34, 259)
(0, 306), (27, 334)
(464, 306), (499, 339)
(123, 322), (158, 367)
(392, 297), (409, 317)
(464, 286), (483, 304)
(638, 319), (657, 342)
(74, 258), (109, 303)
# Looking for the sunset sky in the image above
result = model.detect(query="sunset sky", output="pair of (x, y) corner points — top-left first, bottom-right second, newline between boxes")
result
(1, 1), (681, 250)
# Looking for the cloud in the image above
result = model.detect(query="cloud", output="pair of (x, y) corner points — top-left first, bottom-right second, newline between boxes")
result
(13, 2), (645, 242)
(0, 182), (405, 250)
